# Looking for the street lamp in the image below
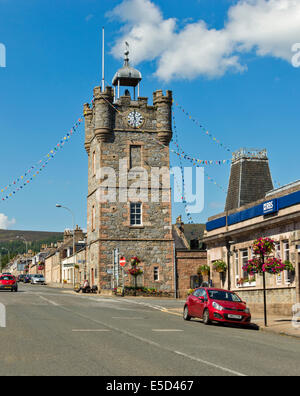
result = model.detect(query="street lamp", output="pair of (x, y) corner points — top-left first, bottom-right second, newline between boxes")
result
(17, 236), (29, 275)
(56, 204), (76, 287)
(226, 240), (235, 290)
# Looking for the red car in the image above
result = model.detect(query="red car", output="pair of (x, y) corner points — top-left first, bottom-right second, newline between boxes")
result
(183, 287), (251, 325)
(0, 274), (18, 292)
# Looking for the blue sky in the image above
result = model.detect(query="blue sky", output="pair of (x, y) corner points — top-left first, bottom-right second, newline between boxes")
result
(0, 0), (299, 231)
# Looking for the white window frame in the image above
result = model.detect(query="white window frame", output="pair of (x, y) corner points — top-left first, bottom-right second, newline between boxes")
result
(275, 242), (282, 285)
(130, 202), (142, 226)
(238, 248), (256, 288)
(283, 241), (291, 285)
(234, 251), (239, 287)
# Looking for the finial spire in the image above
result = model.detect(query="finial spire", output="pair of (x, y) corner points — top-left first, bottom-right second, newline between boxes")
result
(124, 42), (130, 66)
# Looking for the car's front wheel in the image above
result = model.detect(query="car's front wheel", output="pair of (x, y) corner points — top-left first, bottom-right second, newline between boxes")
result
(203, 309), (211, 325)
(183, 305), (192, 321)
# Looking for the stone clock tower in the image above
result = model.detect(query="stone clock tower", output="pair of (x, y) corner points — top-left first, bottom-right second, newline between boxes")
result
(83, 48), (174, 293)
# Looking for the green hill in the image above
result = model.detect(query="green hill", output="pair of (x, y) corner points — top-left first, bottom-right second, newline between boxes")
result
(0, 230), (64, 270)
(0, 229), (63, 243)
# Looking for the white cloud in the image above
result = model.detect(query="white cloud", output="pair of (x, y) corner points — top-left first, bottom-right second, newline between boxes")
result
(108, 0), (300, 80)
(0, 214), (16, 230)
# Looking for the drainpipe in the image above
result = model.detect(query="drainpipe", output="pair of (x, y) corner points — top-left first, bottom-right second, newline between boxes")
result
(173, 242), (177, 299)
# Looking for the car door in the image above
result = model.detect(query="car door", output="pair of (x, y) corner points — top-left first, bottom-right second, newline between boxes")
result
(193, 288), (207, 318)
(188, 289), (202, 316)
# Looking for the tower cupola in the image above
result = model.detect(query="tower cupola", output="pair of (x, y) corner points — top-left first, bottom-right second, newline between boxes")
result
(112, 42), (142, 100)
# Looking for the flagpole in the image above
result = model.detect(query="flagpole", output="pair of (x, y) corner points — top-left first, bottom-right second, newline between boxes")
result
(102, 27), (105, 92)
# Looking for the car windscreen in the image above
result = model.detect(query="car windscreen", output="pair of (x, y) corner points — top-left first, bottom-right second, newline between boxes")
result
(208, 290), (241, 302)
(0, 276), (14, 281)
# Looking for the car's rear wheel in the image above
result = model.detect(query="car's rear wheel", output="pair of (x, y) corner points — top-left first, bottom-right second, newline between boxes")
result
(183, 305), (192, 321)
(203, 309), (211, 325)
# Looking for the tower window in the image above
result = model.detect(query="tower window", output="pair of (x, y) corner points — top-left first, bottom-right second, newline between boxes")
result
(92, 151), (96, 176)
(130, 145), (141, 168)
(92, 205), (96, 232)
(154, 267), (159, 281)
(130, 203), (142, 226)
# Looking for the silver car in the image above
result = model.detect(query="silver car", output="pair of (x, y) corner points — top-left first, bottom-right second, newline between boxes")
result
(31, 274), (45, 285)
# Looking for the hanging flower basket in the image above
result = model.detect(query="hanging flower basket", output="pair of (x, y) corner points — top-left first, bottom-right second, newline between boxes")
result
(127, 267), (143, 277)
(197, 265), (210, 276)
(243, 258), (262, 275)
(130, 257), (141, 267)
(283, 260), (295, 273)
(213, 260), (227, 273)
(252, 237), (275, 256)
(38, 265), (45, 271)
(262, 257), (286, 275)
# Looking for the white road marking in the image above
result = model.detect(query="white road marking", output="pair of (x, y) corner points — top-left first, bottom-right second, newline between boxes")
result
(112, 317), (145, 320)
(174, 350), (247, 377)
(152, 329), (183, 332)
(39, 296), (59, 306)
(72, 329), (110, 332)
(29, 290), (247, 376)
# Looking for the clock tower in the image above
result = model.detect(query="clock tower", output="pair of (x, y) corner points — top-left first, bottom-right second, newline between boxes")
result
(83, 47), (174, 294)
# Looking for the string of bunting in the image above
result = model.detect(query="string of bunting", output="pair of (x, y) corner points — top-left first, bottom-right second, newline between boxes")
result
(172, 115), (227, 194)
(170, 144), (231, 166)
(173, 100), (232, 153)
(0, 112), (86, 201)
(172, 112), (195, 224)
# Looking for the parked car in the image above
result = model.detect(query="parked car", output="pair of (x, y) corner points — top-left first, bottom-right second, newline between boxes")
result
(183, 287), (251, 326)
(31, 274), (45, 285)
(0, 274), (18, 292)
(17, 274), (26, 282)
(24, 275), (32, 284)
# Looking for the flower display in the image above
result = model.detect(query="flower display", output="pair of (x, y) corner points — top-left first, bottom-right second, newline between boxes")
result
(213, 260), (227, 273)
(283, 260), (295, 273)
(262, 257), (286, 274)
(127, 267), (143, 276)
(130, 257), (141, 266)
(242, 258), (262, 275)
(197, 265), (210, 275)
(252, 237), (275, 256)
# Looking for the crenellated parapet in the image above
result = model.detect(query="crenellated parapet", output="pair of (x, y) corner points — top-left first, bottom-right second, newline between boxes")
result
(93, 86), (114, 143)
(153, 89), (173, 145)
(83, 103), (93, 154)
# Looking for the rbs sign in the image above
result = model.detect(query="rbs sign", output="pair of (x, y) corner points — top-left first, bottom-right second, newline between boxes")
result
(263, 199), (278, 215)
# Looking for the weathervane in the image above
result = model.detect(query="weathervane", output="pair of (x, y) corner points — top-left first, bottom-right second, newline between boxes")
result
(124, 41), (130, 66)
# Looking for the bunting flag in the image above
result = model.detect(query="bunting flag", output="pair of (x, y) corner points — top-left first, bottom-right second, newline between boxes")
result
(173, 101), (232, 152)
(170, 145), (231, 165)
(172, 114), (227, 194)
(0, 111), (86, 202)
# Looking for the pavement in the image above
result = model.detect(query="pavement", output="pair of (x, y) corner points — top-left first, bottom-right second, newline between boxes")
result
(0, 284), (299, 376)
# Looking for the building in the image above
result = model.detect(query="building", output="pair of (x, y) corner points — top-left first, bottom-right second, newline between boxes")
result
(44, 227), (86, 287)
(204, 148), (299, 315)
(173, 217), (207, 298)
(61, 247), (87, 286)
(83, 47), (174, 294)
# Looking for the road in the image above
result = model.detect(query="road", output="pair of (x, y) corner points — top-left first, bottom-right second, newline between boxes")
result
(0, 284), (299, 376)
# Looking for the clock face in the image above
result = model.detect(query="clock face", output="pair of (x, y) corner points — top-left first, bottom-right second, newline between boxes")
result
(127, 111), (144, 128)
